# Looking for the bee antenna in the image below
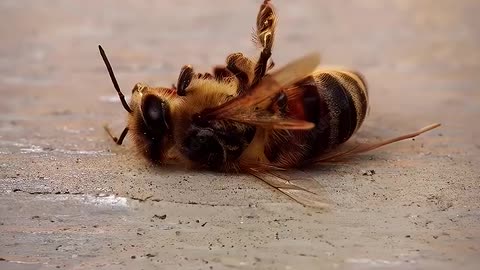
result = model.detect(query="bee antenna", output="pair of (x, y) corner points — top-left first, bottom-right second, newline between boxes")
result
(98, 45), (133, 114)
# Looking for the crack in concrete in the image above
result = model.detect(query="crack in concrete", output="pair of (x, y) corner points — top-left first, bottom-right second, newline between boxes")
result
(11, 189), (84, 195)
(150, 198), (231, 207)
(7, 190), (226, 207)
(129, 195), (153, 202)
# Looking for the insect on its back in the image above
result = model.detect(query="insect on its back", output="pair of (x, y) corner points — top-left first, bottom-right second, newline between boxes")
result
(98, 0), (440, 208)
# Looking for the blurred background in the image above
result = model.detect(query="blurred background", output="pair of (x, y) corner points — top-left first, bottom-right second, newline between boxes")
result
(1, 0), (478, 148)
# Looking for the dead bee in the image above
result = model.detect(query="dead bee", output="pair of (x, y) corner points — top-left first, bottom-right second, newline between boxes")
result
(99, 0), (440, 207)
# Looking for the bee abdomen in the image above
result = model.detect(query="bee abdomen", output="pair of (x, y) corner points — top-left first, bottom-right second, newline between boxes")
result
(314, 70), (368, 146)
(264, 69), (368, 167)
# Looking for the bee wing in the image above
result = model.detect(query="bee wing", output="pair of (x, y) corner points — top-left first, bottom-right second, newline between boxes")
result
(314, 123), (441, 163)
(198, 53), (320, 130)
(245, 167), (330, 209)
(227, 111), (315, 130)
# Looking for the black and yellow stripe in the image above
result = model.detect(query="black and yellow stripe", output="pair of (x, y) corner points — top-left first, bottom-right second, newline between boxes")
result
(314, 70), (368, 146)
(264, 69), (369, 167)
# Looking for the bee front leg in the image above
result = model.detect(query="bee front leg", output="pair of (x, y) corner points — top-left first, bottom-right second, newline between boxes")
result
(176, 65), (195, 96)
(176, 65), (217, 96)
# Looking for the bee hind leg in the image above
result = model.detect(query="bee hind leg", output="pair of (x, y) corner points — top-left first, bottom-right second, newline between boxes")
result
(251, 36), (272, 88)
(251, 0), (276, 88)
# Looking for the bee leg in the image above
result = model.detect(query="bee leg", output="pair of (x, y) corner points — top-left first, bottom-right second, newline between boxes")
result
(104, 126), (129, 145)
(251, 0), (276, 88)
(176, 65), (195, 96)
(197, 72), (214, 80)
(213, 66), (234, 81)
(251, 37), (272, 88)
(226, 52), (254, 93)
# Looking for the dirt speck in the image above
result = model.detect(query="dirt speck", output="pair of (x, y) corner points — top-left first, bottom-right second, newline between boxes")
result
(362, 169), (376, 176)
(152, 214), (167, 220)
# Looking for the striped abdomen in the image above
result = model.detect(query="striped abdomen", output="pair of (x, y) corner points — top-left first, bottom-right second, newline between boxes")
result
(264, 70), (368, 167)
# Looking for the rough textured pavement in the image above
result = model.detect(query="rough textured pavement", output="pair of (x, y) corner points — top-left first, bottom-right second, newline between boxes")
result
(1, 0), (479, 269)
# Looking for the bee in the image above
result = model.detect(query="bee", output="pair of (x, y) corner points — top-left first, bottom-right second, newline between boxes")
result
(99, 0), (440, 207)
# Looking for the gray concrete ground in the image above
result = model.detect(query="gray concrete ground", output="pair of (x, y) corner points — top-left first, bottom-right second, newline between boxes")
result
(1, 0), (479, 269)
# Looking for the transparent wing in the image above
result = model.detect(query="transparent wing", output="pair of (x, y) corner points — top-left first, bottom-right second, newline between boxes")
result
(197, 53), (320, 130)
(245, 167), (330, 209)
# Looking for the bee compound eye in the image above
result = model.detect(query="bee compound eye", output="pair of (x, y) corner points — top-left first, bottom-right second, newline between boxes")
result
(141, 95), (170, 131)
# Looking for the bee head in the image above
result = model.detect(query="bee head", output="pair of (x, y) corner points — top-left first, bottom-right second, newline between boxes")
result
(99, 45), (174, 162)
(128, 83), (175, 161)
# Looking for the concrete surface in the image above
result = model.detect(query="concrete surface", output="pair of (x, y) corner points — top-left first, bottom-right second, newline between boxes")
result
(1, 0), (479, 269)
